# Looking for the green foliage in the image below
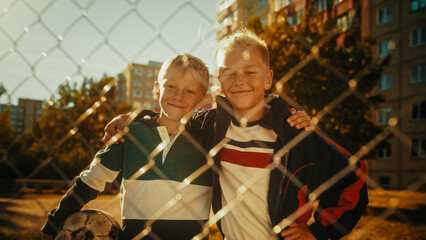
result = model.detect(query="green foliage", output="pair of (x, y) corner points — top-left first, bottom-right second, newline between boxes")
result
(29, 77), (132, 178)
(247, 5), (387, 153)
(0, 106), (22, 179)
(0, 83), (6, 97)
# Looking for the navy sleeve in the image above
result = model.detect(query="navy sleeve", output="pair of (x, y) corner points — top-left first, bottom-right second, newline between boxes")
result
(40, 177), (99, 236)
(309, 133), (369, 240)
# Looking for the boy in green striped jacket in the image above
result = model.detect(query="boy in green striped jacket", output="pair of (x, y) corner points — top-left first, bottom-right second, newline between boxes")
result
(42, 53), (213, 240)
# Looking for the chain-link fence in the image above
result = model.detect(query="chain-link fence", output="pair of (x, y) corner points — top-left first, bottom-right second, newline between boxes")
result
(1, 0), (425, 239)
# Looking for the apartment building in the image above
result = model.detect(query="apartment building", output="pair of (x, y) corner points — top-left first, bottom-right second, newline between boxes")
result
(117, 61), (162, 111)
(0, 98), (43, 134)
(366, 0), (426, 190)
(216, 0), (274, 39)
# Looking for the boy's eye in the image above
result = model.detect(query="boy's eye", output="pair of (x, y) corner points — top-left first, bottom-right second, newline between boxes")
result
(221, 69), (233, 76)
(186, 89), (195, 94)
(223, 72), (235, 79)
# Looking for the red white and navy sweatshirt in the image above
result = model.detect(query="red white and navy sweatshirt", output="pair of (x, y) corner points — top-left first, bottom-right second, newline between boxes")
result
(191, 95), (369, 240)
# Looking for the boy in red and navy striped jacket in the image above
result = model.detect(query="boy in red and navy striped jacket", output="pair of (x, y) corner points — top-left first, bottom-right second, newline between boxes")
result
(194, 29), (368, 240)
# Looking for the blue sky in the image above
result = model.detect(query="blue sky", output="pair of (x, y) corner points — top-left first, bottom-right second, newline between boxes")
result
(0, 0), (217, 104)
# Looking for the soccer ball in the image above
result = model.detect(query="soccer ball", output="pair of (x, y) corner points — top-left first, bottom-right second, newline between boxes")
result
(55, 209), (121, 240)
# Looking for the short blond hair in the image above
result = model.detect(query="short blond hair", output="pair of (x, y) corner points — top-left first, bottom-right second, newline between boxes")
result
(216, 28), (269, 68)
(157, 53), (209, 93)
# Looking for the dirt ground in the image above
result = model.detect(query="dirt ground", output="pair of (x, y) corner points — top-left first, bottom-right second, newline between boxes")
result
(0, 191), (425, 240)
(343, 215), (426, 240)
(0, 194), (121, 240)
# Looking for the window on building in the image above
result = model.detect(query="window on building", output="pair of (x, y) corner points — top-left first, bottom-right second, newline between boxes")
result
(217, 0), (235, 12)
(412, 101), (426, 120)
(411, 27), (426, 48)
(379, 176), (390, 188)
(288, 9), (304, 25)
(313, 0), (327, 13)
(411, 0), (426, 12)
(260, 0), (267, 8)
(220, 13), (233, 27)
(134, 69), (143, 75)
(133, 91), (141, 97)
(379, 73), (392, 91)
(379, 107), (392, 125)
(288, 12), (297, 25)
(146, 69), (153, 77)
(412, 139), (426, 157)
(145, 92), (152, 98)
(337, 13), (351, 31)
(216, 9), (237, 30)
(412, 63), (426, 83)
(379, 38), (392, 57)
(377, 141), (391, 159)
(133, 80), (142, 86)
(226, 12), (233, 24)
(378, 7), (392, 25)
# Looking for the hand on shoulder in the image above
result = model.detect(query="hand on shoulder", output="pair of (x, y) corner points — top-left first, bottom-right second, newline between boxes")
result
(287, 108), (314, 131)
(102, 113), (131, 144)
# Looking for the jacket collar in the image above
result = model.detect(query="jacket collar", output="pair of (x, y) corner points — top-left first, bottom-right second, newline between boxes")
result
(135, 109), (200, 137)
(134, 109), (160, 127)
(215, 94), (291, 135)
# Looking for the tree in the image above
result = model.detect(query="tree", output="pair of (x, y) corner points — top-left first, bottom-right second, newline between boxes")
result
(0, 104), (19, 180)
(0, 83), (6, 97)
(0, 84), (14, 148)
(247, 4), (387, 153)
(0, 106), (15, 151)
(30, 77), (132, 179)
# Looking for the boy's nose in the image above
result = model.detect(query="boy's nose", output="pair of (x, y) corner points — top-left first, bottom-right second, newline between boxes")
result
(174, 89), (184, 101)
(234, 75), (246, 85)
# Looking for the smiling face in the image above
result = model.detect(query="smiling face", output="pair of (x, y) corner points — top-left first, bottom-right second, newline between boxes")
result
(218, 47), (273, 121)
(156, 69), (207, 123)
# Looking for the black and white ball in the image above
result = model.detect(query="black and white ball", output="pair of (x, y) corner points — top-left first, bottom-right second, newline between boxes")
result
(55, 209), (120, 240)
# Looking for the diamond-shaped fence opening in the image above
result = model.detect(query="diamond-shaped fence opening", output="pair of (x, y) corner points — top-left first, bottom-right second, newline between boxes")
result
(0, 0), (425, 240)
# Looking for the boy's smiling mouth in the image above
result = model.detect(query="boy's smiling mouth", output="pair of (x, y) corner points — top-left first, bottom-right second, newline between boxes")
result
(230, 89), (252, 96)
(168, 103), (186, 109)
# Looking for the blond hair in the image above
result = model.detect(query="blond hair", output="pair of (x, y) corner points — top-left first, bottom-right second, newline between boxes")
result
(216, 28), (269, 68)
(157, 53), (209, 93)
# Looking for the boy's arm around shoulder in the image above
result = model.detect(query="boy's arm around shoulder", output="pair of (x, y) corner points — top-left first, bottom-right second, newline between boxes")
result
(306, 132), (369, 240)
(41, 143), (124, 236)
(187, 108), (216, 149)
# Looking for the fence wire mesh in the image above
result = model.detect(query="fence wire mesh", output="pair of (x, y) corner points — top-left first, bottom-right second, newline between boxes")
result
(0, 0), (425, 240)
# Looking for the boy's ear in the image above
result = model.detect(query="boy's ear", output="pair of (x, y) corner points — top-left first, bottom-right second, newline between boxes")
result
(265, 69), (273, 90)
(153, 81), (160, 101)
(196, 94), (209, 111)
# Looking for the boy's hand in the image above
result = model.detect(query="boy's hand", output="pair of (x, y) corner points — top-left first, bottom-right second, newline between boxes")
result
(42, 233), (54, 240)
(102, 113), (130, 144)
(287, 108), (314, 131)
(280, 222), (315, 240)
